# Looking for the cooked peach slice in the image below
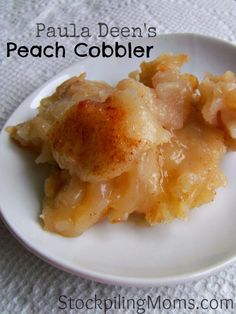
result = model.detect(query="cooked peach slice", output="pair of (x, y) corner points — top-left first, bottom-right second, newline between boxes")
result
(131, 54), (198, 129)
(199, 71), (236, 147)
(146, 111), (226, 224)
(42, 168), (110, 236)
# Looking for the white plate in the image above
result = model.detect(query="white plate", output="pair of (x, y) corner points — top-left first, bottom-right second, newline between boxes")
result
(1, 33), (236, 287)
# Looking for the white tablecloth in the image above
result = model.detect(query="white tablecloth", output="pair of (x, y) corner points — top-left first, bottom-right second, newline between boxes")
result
(1, 0), (236, 313)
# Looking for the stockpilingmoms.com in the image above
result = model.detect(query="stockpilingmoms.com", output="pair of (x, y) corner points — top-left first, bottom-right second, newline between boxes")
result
(58, 294), (234, 313)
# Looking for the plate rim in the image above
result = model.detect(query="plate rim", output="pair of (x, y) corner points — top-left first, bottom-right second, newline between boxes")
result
(1, 210), (236, 287)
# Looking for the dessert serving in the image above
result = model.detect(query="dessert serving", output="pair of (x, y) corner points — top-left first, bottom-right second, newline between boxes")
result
(6, 53), (236, 237)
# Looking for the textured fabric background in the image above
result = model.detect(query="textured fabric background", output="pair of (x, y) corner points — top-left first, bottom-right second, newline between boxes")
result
(1, 0), (236, 313)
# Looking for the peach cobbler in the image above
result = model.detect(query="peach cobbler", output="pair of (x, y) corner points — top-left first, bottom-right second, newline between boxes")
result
(6, 54), (236, 236)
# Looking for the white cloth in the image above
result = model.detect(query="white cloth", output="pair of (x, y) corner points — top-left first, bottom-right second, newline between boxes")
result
(1, 0), (236, 313)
